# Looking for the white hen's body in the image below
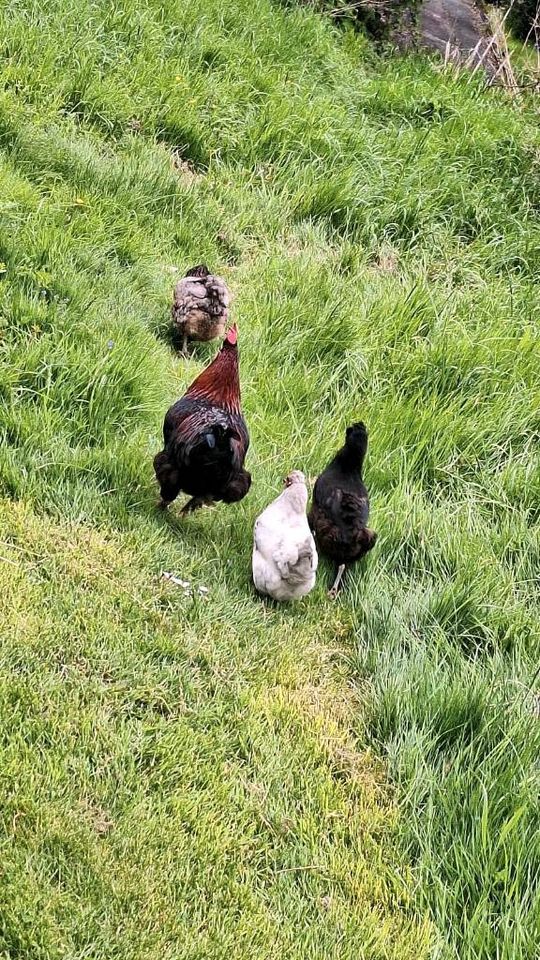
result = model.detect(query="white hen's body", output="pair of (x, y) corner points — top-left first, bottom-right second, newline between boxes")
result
(252, 472), (318, 601)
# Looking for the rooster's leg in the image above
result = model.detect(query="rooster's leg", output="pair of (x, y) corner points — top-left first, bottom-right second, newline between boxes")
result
(181, 496), (211, 516)
(328, 563), (346, 599)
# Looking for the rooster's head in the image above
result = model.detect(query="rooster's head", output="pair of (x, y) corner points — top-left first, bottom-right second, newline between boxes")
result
(222, 324), (237, 348)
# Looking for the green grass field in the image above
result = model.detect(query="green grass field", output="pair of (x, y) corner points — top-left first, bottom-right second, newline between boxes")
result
(1, 1), (539, 957)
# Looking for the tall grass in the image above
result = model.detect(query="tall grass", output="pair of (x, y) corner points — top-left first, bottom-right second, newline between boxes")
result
(0, 0), (539, 956)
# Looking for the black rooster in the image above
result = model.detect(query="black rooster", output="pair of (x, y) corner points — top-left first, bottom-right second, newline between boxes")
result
(154, 325), (251, 514)
(308, 422), (377, 596)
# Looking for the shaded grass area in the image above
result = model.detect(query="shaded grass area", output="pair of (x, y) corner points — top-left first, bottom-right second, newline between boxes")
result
(0, 0), (539, 957)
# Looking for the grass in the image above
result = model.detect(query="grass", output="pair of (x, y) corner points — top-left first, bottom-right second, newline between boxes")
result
(0, 0), (539, 957)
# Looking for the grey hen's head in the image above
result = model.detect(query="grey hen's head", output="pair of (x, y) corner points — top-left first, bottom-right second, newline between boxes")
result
(185, 263), (210, 279)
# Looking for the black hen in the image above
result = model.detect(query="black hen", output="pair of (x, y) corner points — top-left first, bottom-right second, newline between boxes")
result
(154, 325), (250, 515)
(308, 422), (377, 596)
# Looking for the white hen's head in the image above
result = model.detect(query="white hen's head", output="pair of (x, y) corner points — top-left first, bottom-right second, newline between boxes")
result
(283, 470), (306, 488)
(282, 470), (308, 513)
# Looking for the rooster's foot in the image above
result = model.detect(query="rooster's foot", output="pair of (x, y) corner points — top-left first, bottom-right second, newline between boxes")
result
(328, 564), (346, 599)
(181, 496), (211, 516)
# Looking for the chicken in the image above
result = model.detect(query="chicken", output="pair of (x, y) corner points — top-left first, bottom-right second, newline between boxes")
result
(153, 325), (251, 514)
(252, 471), (318, 601)
(308, 422), (377, 597)
(171, 263), (230, 354)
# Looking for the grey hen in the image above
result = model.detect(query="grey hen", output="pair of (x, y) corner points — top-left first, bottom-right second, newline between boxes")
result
(171, 264), (230, 354)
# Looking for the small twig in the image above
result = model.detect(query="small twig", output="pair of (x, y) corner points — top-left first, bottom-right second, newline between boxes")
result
(0, 555), (19, 566)
(508, 78), (540, 89)
(463, 37), (484, 69)
(522, 9), (540, 50)
(324, 0), (388, 14)
(444, 39), (452, 67)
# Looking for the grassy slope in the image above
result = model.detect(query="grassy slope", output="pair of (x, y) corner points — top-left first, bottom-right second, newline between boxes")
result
(0, 0), (539, 957)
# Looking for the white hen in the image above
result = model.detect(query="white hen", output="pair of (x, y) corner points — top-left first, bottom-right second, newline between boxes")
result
(252, 470), (318, 601)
